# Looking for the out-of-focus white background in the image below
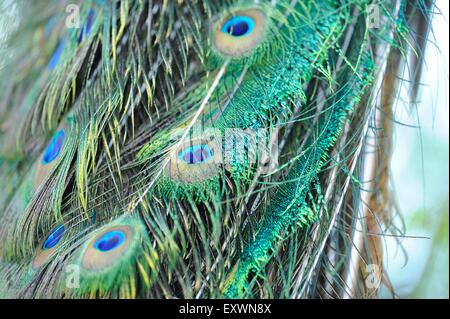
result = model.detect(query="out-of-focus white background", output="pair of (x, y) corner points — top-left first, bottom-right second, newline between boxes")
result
(1, 0), (449, 299)
(381, 0), (449, 298)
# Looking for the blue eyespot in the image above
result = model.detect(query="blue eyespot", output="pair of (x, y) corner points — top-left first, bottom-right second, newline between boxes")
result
(93, 230), (126, 252)
(42, 225), (65, 250)
(178, 145), (213, 164)
(78, 9), (96, 43)
(48, 41), (65, 70)
(85, 9), (95, 37)
(221, 16), (255, 37)
(42, 129), (66, 165)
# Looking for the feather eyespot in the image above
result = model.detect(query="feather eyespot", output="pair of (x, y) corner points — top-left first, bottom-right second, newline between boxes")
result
(48, 41), (65, 70)
(33, 123), (69, 190)
(42, 129), (66, 165)
(70, 218), (153, 296)
(32, 224), (66, 269)
(213, 9), (266, 57)
(78, 9), (96, 43)
(165, 135), (222, 183)
(81, 226), (133, 271)
(178, 145), (214, 164)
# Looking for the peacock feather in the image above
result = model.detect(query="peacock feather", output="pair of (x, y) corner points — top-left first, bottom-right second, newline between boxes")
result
(0, 0), (434, 298)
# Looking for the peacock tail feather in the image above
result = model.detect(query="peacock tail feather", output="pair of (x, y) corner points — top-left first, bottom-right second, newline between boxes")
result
(0, 0), (434, 298)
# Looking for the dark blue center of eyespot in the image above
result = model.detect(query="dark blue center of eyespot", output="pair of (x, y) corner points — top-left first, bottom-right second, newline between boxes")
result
(42, 225), (65, 250)
(93, 230), (126, 252)
(178, 145), (213, 164)
(221, 16), (255, 37)
(42, 129), (66, 165)
(48, 41), (65, 70)
(78, 9), (96, 43)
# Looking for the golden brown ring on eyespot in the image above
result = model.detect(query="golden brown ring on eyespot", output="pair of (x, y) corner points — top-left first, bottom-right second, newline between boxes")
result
(33, 122), (69, 191)
(165, 135), (222, 183)
(213, 9), (267, 57)
(81, 225), (134, 271)
(32, 224), (66, 269)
